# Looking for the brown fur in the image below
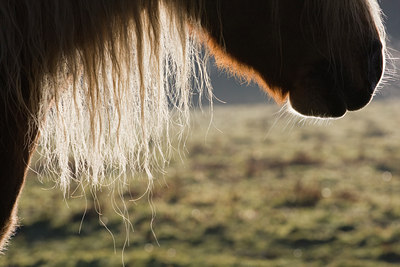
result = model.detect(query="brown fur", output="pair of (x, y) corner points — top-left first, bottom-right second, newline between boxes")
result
(202, 33), (287, 103)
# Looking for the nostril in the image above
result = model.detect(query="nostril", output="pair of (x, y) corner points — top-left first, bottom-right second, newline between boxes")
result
(369, 39), (383, 89)
(371, 39), (382, 55)
(368, 40), (383, 91)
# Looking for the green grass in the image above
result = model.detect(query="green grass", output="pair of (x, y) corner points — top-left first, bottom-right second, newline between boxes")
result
(2, 99), (400, 267)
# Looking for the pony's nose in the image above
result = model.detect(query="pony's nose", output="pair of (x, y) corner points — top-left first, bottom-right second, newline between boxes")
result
(368, 39), (383, 91)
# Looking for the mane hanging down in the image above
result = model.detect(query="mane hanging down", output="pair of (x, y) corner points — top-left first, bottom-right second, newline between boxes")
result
(1, 1), (211, 192)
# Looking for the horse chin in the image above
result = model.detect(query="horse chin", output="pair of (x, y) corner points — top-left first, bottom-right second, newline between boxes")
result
(287, 68), (348, 118)
(288, 87), (347, 119)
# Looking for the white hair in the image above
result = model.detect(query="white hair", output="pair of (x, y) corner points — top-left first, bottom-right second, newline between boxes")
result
(6, 1), (213, 193)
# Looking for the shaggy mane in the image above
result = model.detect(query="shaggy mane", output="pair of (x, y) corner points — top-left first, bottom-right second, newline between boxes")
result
(0, 0), (210, 192)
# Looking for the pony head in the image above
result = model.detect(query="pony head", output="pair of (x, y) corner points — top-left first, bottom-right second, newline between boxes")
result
(203, 0), (385, 118)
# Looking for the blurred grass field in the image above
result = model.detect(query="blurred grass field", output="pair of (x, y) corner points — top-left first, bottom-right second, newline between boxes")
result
(2, 99), (400, 267)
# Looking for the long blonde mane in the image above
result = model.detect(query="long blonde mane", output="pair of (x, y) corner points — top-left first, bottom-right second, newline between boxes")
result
(0, 0), (210, 192)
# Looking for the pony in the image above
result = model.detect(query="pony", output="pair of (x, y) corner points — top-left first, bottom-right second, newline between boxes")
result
(0, 0), (385, 251)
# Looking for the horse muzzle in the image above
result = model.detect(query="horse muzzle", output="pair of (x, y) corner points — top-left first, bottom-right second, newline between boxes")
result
(288, 39), (384, 119)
